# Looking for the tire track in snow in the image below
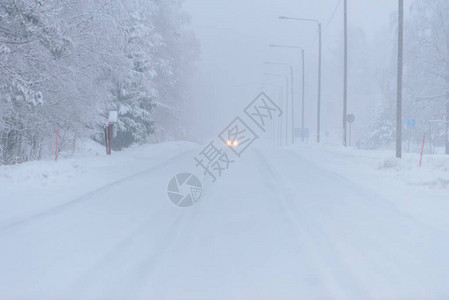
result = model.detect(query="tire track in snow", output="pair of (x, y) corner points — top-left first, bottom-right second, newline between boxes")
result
(255, 147), (441, 298)
(252, 148), (369, 299)
(65, 210), (189, 299)
(283, 148), (449, 237)
(249, 149), (336, 298)
(280, 149), (449, 273)
(277, 149), (447, 294)
(0, 149), (196, 234)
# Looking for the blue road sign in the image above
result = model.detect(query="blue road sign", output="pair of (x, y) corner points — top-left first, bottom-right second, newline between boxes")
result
(407, 119), (416, 129)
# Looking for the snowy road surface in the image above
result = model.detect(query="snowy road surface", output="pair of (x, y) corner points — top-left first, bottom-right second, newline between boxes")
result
(1, 143), (449, 299)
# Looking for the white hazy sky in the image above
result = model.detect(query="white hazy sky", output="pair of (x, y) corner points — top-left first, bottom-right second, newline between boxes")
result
(183, 0), (398, 142)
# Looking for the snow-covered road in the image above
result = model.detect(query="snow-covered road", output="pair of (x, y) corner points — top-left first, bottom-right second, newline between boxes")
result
(1, 143), (449, 300)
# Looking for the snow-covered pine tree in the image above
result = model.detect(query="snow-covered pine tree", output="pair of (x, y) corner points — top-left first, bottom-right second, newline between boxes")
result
(402, 0), (449, 148)
(0, 0), (198, 163)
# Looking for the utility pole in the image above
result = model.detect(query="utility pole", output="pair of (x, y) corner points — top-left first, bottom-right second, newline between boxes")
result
(446, 101), (449, 154)
(279, 88), (283, 147)
(286, 76), (289, 146)
(290, 66), (294, 144)
(278, 87), (283, 147)
(343, 0), (348, 147)
(301, 49), (305, 142)
(396, 0), (404, 158)
(317, 22), (322, 143)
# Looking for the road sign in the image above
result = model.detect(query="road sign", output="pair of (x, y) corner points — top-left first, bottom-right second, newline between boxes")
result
(346, 114), (355, 123)
(407, 119), (416, 129)
(108, 111), (118, 124)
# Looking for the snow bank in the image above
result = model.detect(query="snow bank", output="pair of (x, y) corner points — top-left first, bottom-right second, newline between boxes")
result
(0, 140), (198, 225)
(294, 144), (449, 234)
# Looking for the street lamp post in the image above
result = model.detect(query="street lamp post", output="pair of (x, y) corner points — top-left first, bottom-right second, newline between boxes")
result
(264, 62), (294, 146)
(343, 0), (348, 147)
(279, 16), (321, 143)
(264, 73), (289, 146)
(396, 0), (404, 158)
(261, 83), (284, 146)
(270, 45), (306, 143)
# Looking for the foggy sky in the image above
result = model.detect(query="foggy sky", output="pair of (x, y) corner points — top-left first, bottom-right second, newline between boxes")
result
(184, 0), (398, 143)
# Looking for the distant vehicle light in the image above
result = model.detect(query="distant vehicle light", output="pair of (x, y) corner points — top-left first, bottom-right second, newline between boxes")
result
(226, 140), (239, 147)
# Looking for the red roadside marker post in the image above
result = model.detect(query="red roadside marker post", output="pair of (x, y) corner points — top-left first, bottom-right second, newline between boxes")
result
(107, 123), (114, 155)
(419, 132), (426, 167)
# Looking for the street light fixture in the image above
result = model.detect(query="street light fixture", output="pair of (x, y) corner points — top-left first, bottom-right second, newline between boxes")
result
(270, 45), (306, 143)
(279, 16), (322, 143)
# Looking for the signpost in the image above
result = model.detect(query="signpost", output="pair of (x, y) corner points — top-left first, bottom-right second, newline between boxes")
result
(419, 132), (426, 167)
(346, 114), (355, 147)
(105, 111), (118, 155)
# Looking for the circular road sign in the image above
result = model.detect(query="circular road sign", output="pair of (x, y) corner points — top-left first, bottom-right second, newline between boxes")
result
(346, 114), (355, 123)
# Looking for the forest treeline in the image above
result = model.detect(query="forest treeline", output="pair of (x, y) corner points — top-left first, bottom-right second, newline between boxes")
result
(0, 0), (198, 165)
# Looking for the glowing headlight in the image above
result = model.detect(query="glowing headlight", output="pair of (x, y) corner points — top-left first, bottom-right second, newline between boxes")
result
(226, 140), (239, 147)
